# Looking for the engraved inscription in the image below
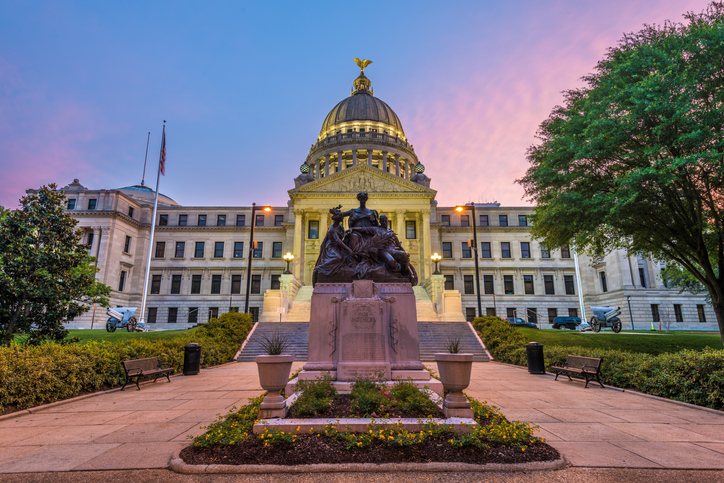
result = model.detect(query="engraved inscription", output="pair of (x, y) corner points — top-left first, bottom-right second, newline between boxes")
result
(351, 304), (377, 329)
(342, 334), (385, 361)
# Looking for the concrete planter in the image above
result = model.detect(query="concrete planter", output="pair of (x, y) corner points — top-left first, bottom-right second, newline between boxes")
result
(434, 353), (474, 418)
(256, 354), (294, 418)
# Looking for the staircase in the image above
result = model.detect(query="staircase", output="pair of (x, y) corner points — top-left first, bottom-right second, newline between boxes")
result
(236, 322), (310, 362)
(417, 322), (489, 362)
(285, 286), (314, 322)
(413, 286), (440, 321)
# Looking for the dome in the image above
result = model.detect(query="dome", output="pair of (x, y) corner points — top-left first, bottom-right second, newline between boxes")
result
(318, 73), (406, 140)
(119, 184), (179, 206)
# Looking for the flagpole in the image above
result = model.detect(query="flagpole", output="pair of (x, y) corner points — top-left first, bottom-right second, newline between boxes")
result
(138, 122), (165, 330)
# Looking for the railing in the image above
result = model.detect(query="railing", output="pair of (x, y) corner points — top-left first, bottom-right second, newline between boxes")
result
(308, 132), (417, 158)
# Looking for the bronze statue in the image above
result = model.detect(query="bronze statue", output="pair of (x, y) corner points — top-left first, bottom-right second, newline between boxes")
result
(312, 193), (417, 286)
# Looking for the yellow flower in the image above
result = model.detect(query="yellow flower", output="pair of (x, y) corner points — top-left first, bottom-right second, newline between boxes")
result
(296, 426), (300, 431)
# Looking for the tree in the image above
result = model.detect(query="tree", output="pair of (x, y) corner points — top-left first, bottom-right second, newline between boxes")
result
(518, 3), (724, 343)
(0, 185), (111, 345)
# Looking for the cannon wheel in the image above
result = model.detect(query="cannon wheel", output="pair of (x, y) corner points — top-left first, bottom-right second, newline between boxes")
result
(591, 316), (601, 333)
(612, 318), (622, 333)
(126, 317), (138, 332)
(106, 322), (116, 333)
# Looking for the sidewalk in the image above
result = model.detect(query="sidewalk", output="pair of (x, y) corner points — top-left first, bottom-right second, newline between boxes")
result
(0, 361), (723, 473)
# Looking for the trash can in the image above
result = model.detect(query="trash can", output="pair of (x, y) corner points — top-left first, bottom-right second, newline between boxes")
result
(183, 343), (202, 376)
(526, 342), (545, 374)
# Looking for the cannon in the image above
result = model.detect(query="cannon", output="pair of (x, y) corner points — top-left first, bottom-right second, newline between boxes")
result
(589, 306), (622, 333)
(106, 307), (140, 332)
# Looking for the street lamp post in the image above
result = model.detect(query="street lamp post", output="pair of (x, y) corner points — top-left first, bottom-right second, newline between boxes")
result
(244, 203), (271, 315)
(431, 252), (442, 275)
(456, 203), (482, 318)
(283, 252), (294, 274)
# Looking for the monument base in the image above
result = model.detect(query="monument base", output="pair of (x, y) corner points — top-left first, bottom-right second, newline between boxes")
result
(336, 362), (391, 381)
(286, 374), (444, 396)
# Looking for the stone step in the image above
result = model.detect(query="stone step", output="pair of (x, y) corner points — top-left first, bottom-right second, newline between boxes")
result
(285, 286), (314, 322)
(236, 322), (310, 362)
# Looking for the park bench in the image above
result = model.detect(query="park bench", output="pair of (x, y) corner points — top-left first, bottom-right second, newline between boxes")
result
(121, 357), (173, 390)
(551, 355), (604, 388)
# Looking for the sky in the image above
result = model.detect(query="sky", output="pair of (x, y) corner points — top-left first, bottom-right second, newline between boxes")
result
(0, 0), (713, 209)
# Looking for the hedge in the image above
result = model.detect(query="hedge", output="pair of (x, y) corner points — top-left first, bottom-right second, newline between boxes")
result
(472, 316), (724, 410)
(0, 312), (253, 414)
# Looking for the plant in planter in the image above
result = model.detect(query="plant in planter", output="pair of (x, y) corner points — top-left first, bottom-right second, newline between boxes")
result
(434, 337), (474, 418)
(256, 331), (293, 418)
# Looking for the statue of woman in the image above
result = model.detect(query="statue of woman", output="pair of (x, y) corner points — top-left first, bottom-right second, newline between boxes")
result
(339, 192), (379, 228)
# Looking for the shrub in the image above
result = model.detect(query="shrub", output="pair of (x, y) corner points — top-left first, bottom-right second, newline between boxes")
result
(349, 378), (390, 417)
(389, 380), (440, 417)
(290, 374), (336, 417)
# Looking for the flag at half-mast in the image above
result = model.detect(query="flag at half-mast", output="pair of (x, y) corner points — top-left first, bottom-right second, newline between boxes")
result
(159, 126), (166, 176)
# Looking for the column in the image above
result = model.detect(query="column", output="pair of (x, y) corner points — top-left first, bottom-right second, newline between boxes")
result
(315, 159), (320, 180)
(406, 162), (411, 179)
(324, 155), (329, 177)
(395, 155), (401, 176)
(367, 149), (373, 165)
(395, 210), (406, 240)
(292, 209), (304, 280)
(319, 210), (328, 239)
(338, 151), (344, 171)
(382, 151), (388, 172)
(421, 209), (431, 282)
(352, 149), (357, 166)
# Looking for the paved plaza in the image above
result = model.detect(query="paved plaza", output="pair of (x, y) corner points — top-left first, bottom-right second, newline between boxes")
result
(0, 361), (723, 475)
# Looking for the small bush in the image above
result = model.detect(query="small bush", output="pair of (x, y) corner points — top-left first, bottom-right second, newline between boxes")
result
(290, 374), (336, 417)
(390, 380), (440, 417)
(349, 378), (390, 417)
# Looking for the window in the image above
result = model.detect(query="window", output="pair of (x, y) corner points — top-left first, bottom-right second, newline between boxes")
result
(175, 241), (185, 258)
(441, 215), (450, 226)
(544, 275), (555, 295)
(168, 307), (178, 324)
(253, 241), (263, 258)
(128, 206), (135, 218)
(504, 275), (514, 294)
(155, 241), (165, 258)
(214, 241), (224, 258)
(249, 307), (260, 322)
(442, 242), (453, 258)
(211, 275), (222, 294)
(444, 275), (454, 290)
(460, 215), (470, 227)
(507, 308), (516, 318)
(600, 272), (608, 292)
(150, 275), (161, 294)
(188, 308), (198, 325)
(674, 304), (683, 322)
(209, 307), (219, 320)
(251, 274), (261, 294)
(87, 198), (97, 210)
(560, 245), (571, 258)
(236, 214), (245, 226)
(568, 308), (578, 317)
(501, 242), (511, 258)
(479, 215), (489, 226)
(178, 214), (187, 226)
(255, 214), (265, 227)
(406, 220), (416, 239)
(231, 275), (241, 294)
(464, 275), (474, 294)
(524, 275), (534, 294)
(639, 267), (647, 288)
(195, 242), (205, 258)
(462, 242), (472, 259)
(518, 215), (527, 226)
(118, 271), (126, 292)
(171, 275), (181, 294)
(159, 214), (168, 225)
(651, 304), (660, 322)
(541, 247), (550, 258)
(217, 215), (226, 226)
(499, 215), (508, 227)
(191, 275), (201, 294)
(308, 220), (319, 239)
(527, 308), (538, 324)
(87, 231), (94, 248)
(697, 304), (707, 322)
(520, 242), (530, 258)
(481, 242), (491, 258)
(198, 214), (207, 226)
(564, 275), (575, 295)
(234, 241), (244, 258)
(272, 242), (282, 258)
(483, 275), (494, 294)
(465, 307), (476, 322)
(147, 307), (157, 324)
(124, 235), (131, 253)
(271, 274), (281, 290)
(486, 307), (496, 316)
(66, 199), (76, 210)
(548, 308), (558, 323)
(275, 215), (284, 226)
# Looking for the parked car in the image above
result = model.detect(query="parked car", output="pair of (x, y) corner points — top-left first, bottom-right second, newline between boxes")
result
(506, 317), (538, 329)
(552, 316), (582, 330)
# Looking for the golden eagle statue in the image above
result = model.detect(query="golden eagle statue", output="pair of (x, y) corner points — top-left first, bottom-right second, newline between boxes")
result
(353, 58), (373, 74)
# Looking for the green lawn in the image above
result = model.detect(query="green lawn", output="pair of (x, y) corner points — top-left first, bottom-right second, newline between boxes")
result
(518, 328), (723, 355)
(66, 328), (192, 343)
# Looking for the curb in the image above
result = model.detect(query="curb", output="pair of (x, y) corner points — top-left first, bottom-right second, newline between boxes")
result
(168, 449), (568, 474)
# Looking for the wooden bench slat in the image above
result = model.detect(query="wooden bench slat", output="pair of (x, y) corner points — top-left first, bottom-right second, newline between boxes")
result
(121, 357), (173, 391)
(552, 355), (604, 388)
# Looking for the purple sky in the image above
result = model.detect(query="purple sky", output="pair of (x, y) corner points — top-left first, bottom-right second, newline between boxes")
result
(0, 0), (712, 209)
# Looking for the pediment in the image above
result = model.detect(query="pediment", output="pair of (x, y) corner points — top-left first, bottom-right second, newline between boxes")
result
(289, 164), (436, 197)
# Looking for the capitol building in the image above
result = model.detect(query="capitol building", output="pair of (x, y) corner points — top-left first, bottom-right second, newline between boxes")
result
(54, 66), (716, 330)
